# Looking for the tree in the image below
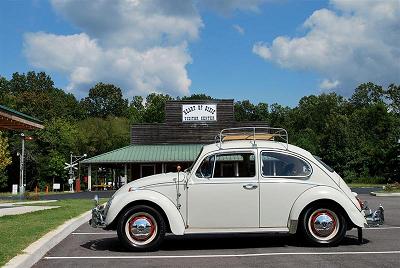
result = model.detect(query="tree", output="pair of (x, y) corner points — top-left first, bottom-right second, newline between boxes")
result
(76, 117), (130, 156)
(350, 82), (385, 108)
(127, 96), (144, 123)
(387, 84), (400, 113)
(0, 71), (83, 121)
(140, 93), (173, 123)
(0, 132), (12, 189)
(80, 83), (129, 118)
(181, 94), (213, 100)
(234, 100), (268, 121)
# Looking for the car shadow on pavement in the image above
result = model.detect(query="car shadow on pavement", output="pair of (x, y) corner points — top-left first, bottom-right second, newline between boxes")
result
(80, 233), (368, 252)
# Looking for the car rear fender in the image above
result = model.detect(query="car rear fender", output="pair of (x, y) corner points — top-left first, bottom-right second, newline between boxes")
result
(288, 186), (366, 232)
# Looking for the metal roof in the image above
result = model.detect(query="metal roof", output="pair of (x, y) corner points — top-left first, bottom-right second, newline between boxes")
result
(81, 144), (204, 164)
(0, 104), (44, 130)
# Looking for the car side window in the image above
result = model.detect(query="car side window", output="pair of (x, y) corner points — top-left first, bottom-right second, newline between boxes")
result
(195, 152), (256, 178)
(195, 155), (215, 178)
(261, 151), (311, 177)
(214, 152), (255, 178)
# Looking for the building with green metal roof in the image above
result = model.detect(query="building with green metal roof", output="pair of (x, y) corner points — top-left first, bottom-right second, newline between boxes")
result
(81, 100), (267, 190)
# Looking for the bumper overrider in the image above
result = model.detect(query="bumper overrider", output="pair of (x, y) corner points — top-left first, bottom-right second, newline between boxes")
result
(89, 195), (110, 228)
(362, 201), (384, 227)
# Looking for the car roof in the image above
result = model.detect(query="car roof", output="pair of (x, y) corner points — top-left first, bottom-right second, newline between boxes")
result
(201, 140), (314, 159)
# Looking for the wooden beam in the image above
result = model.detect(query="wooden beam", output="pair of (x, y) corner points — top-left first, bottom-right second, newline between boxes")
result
(0, 111), (44, 130)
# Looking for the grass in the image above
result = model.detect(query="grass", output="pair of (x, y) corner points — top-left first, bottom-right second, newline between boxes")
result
(380, 189), (400, 193)
(347, 183), (385, 188)
(0, 191), (73, 197)
(380, 182), (400, 193)
(0, 198), (106, 266)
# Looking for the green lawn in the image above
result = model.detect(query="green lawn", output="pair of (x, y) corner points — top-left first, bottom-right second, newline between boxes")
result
(347, 183), (385, 188)
(0, 198), (105, 266)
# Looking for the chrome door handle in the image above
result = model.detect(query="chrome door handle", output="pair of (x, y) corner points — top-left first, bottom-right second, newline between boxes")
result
(243, 184), (258, 190)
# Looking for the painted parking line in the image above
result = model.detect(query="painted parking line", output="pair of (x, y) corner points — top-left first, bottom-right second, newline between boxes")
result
(71, 232), (116, 235)
(365, 226), (400, 230)
(45, 250), (400, 260)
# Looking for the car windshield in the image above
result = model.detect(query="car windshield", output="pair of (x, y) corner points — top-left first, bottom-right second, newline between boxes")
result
(185, 147), (204, 173)
(313, 155), (335, 173)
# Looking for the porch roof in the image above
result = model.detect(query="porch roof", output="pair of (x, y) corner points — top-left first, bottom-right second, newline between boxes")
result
(81, 144), (204, 164)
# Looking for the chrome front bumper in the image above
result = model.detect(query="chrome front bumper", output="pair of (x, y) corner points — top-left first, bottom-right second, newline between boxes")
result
(362, 201), (384, 226)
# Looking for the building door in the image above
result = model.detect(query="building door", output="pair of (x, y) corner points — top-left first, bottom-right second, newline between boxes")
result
(188, 150), (259, 229)
(140, 164), (156, 178)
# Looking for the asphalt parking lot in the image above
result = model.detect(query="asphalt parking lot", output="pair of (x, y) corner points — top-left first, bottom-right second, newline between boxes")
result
(33, 194), (400, 268)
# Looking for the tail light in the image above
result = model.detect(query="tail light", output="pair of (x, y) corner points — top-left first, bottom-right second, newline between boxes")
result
(355, 196), (364, 210)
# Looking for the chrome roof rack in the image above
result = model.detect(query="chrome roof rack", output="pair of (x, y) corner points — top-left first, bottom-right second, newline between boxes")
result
(216, 127), (289, 149)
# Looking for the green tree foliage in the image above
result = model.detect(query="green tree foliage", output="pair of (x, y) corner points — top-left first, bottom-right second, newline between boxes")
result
(76, 117), (130, 156)
(127, 93), (173, 123)
(181, 94), (213, 100)
(0, 72), (82, 121)
(387, 84), (400, 113)
(81, 83), (129, 118)
(0, 132), (12, 189)
(234, 100), (269, 121)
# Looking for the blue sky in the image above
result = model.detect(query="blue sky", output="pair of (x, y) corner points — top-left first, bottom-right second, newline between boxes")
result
(1, 0), (399, 107)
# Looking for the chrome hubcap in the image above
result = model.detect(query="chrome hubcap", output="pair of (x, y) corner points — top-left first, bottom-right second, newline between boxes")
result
(125, 212), (157, 245)
(308, 209), (339, 241)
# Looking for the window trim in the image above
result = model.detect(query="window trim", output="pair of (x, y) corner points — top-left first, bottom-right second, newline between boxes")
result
(259, 150), (313, 179)
(194, 150), (257, 179)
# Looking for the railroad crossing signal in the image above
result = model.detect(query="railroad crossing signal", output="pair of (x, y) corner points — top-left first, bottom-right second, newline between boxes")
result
(64, 163), (78, 170)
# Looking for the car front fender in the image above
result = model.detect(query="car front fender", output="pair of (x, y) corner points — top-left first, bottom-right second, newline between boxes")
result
(288, 186), (366, 232)
(105, 189), (185, 235)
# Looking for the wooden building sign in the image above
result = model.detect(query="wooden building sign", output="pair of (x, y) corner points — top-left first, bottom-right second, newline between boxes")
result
(131, 99), (267, 145)
(182, 104), (217, 122)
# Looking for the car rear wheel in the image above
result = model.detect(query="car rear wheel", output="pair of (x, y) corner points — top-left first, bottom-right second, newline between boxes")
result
(117, 205), (165, 251)
(300, 205), (347, 246)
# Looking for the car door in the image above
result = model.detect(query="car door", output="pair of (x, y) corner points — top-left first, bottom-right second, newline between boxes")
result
(187, 149), (259, 229)
(259, 150), (315, 228)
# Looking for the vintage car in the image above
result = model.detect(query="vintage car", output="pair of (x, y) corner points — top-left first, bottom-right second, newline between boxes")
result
(90, 127), (384, 251)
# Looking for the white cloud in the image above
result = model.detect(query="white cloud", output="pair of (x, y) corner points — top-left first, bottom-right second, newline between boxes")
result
(24, 0), (201, 97)
(233, 24), (245, 35)
(24, 32), (191, 97)
(51, 0), (202, 49)
(253, 0), (400, 94)
(319, 79), (340, 90)
(23, 0), (270, 97)
(252, 42), (271, 60)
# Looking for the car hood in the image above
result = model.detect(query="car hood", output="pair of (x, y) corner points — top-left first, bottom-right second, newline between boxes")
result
(113, 172), (183, 197)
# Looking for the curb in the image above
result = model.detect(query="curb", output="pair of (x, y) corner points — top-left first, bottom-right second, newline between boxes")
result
(4, 209), (92, 268)
(370, 192), (400, 197)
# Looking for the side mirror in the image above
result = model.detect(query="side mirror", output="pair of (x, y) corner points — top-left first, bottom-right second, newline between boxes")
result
(93, 194), (99, 206)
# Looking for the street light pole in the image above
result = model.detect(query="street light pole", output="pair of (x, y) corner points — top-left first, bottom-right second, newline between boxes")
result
(19, 133), (25, 196)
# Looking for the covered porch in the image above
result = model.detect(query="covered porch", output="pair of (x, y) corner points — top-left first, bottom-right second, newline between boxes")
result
(80, 144), (203, 191)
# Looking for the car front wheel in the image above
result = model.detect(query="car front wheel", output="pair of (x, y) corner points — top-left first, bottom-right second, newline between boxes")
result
(300, 206), (347, 246)
(117, 205), (165, 251)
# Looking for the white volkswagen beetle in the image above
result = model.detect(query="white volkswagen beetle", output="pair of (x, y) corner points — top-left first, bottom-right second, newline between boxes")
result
(90, 127), (383, 251)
